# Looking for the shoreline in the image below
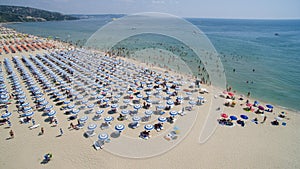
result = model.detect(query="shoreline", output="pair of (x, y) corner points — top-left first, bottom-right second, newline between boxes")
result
(1, 26), (299, 169)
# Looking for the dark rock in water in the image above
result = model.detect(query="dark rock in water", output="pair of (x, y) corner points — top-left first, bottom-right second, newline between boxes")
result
(274, 33), (279, 36)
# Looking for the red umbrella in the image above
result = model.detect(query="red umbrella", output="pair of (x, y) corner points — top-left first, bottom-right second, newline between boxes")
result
(246, 103), (253, 107)
(221, 113), (228, 118)
(228, 92), (234, 97)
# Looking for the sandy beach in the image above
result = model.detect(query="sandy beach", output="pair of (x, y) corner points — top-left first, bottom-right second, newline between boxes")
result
(0, 27), (300, 169)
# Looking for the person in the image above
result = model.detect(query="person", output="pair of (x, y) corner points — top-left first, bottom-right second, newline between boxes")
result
(261, 116), (267, 124)
(59, 128), (63, 136)
(32, 118), (35, 125)
(70, 122), (75, 129)
(7, 120), (11, 127)
(9, 130), (14, 138)
(247, 92), (251, 97)
(41, 127), (44, 135)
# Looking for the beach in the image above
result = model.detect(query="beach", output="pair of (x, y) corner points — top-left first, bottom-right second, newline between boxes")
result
(0, 27), (300, 169)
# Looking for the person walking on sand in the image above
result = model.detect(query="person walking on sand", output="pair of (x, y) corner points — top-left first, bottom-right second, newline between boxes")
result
(9, 130), (14, 139)
(59, 128), (63, 136)
(261, 116), (267, 124)
(41, 127), (44, 135)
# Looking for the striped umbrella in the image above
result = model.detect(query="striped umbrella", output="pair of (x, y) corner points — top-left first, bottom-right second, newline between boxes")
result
(87, 124), (97, 130)
(166, 100), (174, 106)
(47, 110), (56, 117)
(98, 133), (109, 141)
(79, 116), (88, 122)
(1, 112), (12, 118)
(71, 109), (80, 115)
(158, 116), (167, 123)
(170, 111), (178, 117)
(145, 110), (153, 116)
(144, 124), (154, 131)
(134, 104), (141, 110)
(104, 116), (114, 123)
(45, 105), (53, 110)
(96, 110), (104, 115)
(132, 116), (141, 122)
(115, 124), (125, 132)
(121, 110), (129, 115)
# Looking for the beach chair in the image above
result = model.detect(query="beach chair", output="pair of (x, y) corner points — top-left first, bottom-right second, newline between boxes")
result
(93, 140), (104, 150)
(29, 124), (40, 130)
(92, 115), (101, 121)
(84, 130), (95, 138)
(129, 122), (139, 129)
(100, 123), (109, 130)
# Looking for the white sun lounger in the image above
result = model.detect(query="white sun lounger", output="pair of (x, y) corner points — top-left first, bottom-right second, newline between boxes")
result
(29, 124), (40, 130)
(93, 140), (104, 150)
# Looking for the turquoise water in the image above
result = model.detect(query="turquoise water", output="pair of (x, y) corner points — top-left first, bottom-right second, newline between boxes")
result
(6, 16), (300, 111)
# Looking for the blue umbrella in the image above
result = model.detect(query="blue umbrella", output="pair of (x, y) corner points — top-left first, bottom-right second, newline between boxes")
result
(67, 104), (75, 109)
(79, 116), (88, 122)
(45, 105), (53, 110)
(96, 110), (104, 115)
(97, 95), (104, 100)
(127, 91), (133, 95)
(82, 100), (88, 104)
(47, 110), (56, 117)
(189, 101), (196, 106)
(87, 124), (97, 130)
(170, 111), (178, 116)
(166, 100), (174, 106)
(134, 104), (141, 110)
(72, 109), (80, 114)
(40, 101), (49, 106)
(123, 99), (130, 104)
(136, 94), (143, 99)
(111, 104), (118, 109)
(175, 86), (180, 91)
(23, 107), (32, 112)
(64, 100), (71, 105)
(87, 104), (95, 109)
(98, 133), (109, 141)
(266, 104), (273, 109)
(144, 124), (154, 131)
(240, 114), (248, 120)
(21, 102), (30, 107)
(103, 98), (110, 102)
(121, 110), (129, 115)
(132, 116), (141, 122)
(24, 111), (34, 117)
(145, 110), (153, 116)
(157, 105), (164, 110)
(158, 116), (167, 123)
(1, 112), (12, 118)
(230, 115), (238, 120)
(104, 116), (113, 123)
(146, 91), (152, 96)
(197, 96), (204, 100)
(115, 124), (125, 131)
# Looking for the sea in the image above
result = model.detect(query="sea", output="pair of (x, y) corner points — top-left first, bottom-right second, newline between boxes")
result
(5, 15), (300, 112)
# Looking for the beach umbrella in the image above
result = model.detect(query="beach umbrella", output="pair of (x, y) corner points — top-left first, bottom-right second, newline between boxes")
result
(82, 100), (88, 104)
(146, 91), (152, 96)
(186, 92), (192, 96)
(175, 86), (180, 91)
(23, 107), (32, 112)
(145, 110), (153, 116)
(254, 101), (259, 105)
(230, 115), (238, 120)
(197, 96), (204, 100)
(103, 98), (110, 102)
(246, 103), (253, 107)
(115, 124), (125, 132)
(228, 92), (234, 97)
(166, 100), (174, 106)
(79, 116), (88, 122)
(40, 101), (49, 106)
(132, 116), (141, 122)
(221, 113), (228, 118)
(121, 110), (129, 115)
(64, 100), (71, 105)
(21, 102), (30, 107)
(158, 116), (167, 123)
(45, 105), (53, 110)
(72, 109), (80, 115)
(240, 114), (248, 120)
(111, 104), (118, 109)
(189, 101), (196, 106)
(47, 110), (56, 117)
(127, 91), (133, 95)
(96, 110), (104, 115)
(104, 116), (114, 123)
(24, 111), (34, 117)
(1, 112), (12, 118)
(87, 124), (97, 130)
(136, 94), (143, 99)
(114, 95), (121, 99)
(258, 106), (265, 111)
(170, 111), (178, 117)
(144, 124), (154, 131)
(266, 104), (273, 109)
(134, 104), (141, 110)
(123, 99), (130, 104)
(97, 95), (104, 100)
(87, 104), (95, 109)
(67, 104), (75, 109)
(98, 133), (109, 141)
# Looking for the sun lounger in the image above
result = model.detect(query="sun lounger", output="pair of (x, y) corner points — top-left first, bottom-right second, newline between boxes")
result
(93, 140), (104, 150)
(100, 123), (109, 130)
(84, 130), (95, 137)
(29, 124), (40, 129)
